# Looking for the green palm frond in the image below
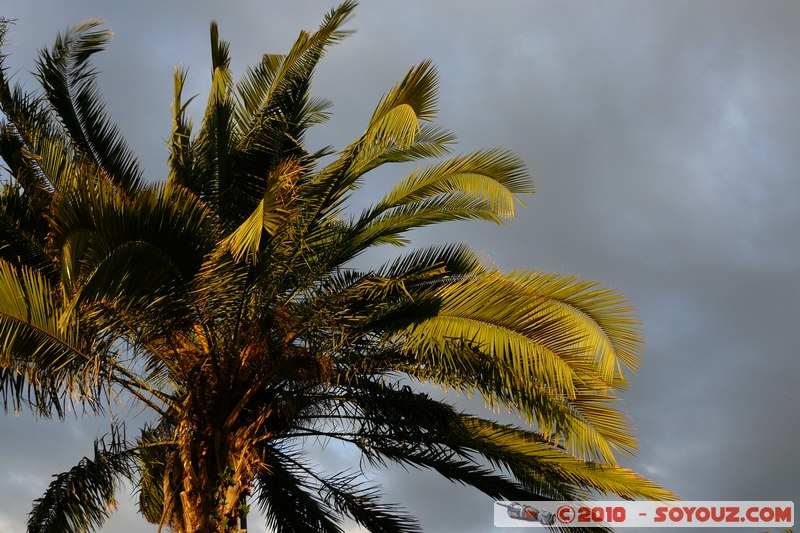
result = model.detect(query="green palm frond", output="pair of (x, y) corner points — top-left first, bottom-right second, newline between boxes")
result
(375, 243), (488, 279)
(220, 157), (302, 264)
(392, 270), (640, 461)
(50, 180), (213, 331)
(212, 1), (356, 226)
(399, 270), (638, 389)
(0, 259), (96, 415)
(0, 185), (55, 278)
(349, 195), (508, 251)
(353, 124), (457, 176)
(503, 270), (641, 381)
(134, 422), (176, 525)
(192, 22), (235, 214)
(27, 432), (133, 533)
(319, 471), (421, 533)
(235, 0), (354, 144)
(0, 92), (73, 195)
(364, 59), (439, 149)
(0, 29), (68, 195)
(377, 149), (531, 217)
(311, 384), (555, 502)
(256, 448), (344, 533)
(338, 150), (529, 257)
(401, 350), (633, 464)
(243, 0), (354, 134)
(35, 20), (143, 194)
(459, 416), (676, 501)
(167, 66), (196, 193)
(233, 54), (285, 135)
(305, 60), (440, 223)
(399, 274), (590, 396)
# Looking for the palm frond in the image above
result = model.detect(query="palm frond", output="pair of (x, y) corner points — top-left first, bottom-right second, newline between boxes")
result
(0, 185), (55, 278)
(347, 196), (507, 254)
(403, 353), (633, 465)
(220, 157), (302, 264)
(27, 431), (133, 533)
(239, 0), (355, 142)
(353, 124), (457, 176)
(378, 149), (531, 217)
(0, 259), (96, 415)
(134, 422), (176, 525)
(35, 20), (143, 193)
(166, 66), (196, 192)
(320, 470), (421, 533)
(364, 59), (439, 148)
(1, 26), (68, 194)
(213, 2), (356, 228)
(306, 381), (577, 502)
(50, 180), (213, 332)
(459, 416), (676, 501)
(305, 60), (440, 223)
(256, 447), (344, 533)
(375, 242), (487, 279)
(192, 23), (235, 214)
(385, 270), (642, 461)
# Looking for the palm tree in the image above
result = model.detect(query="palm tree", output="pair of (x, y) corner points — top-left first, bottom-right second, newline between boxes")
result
(0, 4), (673, 532)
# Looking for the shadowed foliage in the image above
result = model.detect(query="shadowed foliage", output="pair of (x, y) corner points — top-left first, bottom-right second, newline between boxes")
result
(0, 4), (673, 532)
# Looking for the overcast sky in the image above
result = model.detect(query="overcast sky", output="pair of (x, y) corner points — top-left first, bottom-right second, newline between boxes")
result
(0, 1), (798, 532)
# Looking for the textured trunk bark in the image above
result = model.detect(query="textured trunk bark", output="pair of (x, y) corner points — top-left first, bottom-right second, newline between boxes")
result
(173, 416), (252, 533)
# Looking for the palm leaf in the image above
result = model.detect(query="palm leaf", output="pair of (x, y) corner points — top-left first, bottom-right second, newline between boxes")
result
(319, 471), (421, 533)
(0, 259), (97, 415)
(35, 20), (143, 194)
(27, 432), (133, 533)
(166, 66), (196, 193)
(50, 180), (213, 331)
(192, 22), (235, 214)
(256, 447), (344, 533)
(377, 270), (642, 461)
(0, 185), (55, 278)
(459, 416), (676, 501)
(377, 149), (531, 217)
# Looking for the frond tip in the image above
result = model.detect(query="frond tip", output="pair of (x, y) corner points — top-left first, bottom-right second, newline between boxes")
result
(27, 436), (133, 533)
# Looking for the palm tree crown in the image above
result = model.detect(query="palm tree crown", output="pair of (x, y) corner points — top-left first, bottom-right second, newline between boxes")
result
(0, 3), (672, 532)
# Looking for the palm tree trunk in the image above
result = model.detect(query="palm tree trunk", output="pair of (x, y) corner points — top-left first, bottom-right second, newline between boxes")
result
(174, 415), (252, 533)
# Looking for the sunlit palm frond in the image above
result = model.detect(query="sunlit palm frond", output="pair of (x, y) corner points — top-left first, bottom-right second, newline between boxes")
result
(134, 423), (176, 525)
(167, 66), (196, 193)
(0, 259), (97, 415)
(365, 59), (439, 148)
(389, 270), (641, 461)
(459, 416), (676, 501)
(305, 58), (442, 224)
(378, 149), (531, 218)
(354, 124), (457, 176)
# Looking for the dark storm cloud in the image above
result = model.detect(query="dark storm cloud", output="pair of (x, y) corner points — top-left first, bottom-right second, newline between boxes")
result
(1, 1), (798, 531)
